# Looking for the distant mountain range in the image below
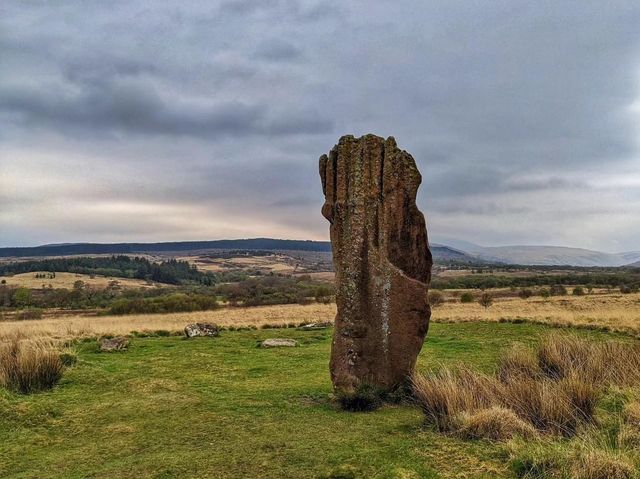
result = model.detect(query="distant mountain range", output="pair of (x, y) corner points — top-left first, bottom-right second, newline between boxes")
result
(434, 238), (640, 267)
(1, 238), (638, 267)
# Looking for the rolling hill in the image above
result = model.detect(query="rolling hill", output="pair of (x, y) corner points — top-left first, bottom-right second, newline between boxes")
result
(2, 238), (638, 267)
(0, 239), (480, 265)
(432, 238), (640, 267)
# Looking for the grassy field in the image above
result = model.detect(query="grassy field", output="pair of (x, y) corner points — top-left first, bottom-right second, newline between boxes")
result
(0, 272), (158, 290)
(2, 291), (640, 341)
(1, 321), (628, 479)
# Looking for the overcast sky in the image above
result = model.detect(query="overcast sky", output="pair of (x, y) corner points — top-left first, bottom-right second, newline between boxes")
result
(1, 1), (640, 251)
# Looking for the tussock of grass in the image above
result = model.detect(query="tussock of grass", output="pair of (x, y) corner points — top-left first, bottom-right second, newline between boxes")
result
(571, 450), (637, 479)
(508, 439), (565, 478)
(411, 366), (498, 431)
(497, 344), (541, 382)
(509, 439), (639, 479)
(537, 334), (640, 386)
(454, 407), (537, 441)
(0, 336), (65, 394)
(414, 333), (640, 439)
(622, 402), (640, 427)
(617, 425), (640, 449)
(336, 384), (385, 412)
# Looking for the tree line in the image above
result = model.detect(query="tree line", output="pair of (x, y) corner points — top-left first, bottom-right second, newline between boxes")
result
(0, 256), (217, 285)
(431, 270), (640, 290)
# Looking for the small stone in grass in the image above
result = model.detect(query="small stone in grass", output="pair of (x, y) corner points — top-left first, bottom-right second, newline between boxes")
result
(261, 338), (299, 348)
(184, 323), (220, 338)
(99, 336), (129, 352)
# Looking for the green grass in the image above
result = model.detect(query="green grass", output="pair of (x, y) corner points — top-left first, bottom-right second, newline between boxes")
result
(0, 322), (628, 479)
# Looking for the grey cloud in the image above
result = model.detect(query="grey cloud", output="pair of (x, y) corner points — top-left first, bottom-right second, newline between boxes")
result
(1, 0), (640, 250)
(218, 0), (340, 22)
(219, 0), (280, 15)
(0, 79), (333, 139)
(254, 39), (303, 62)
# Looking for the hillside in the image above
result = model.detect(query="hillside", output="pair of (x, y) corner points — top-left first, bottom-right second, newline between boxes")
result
(4, 238), (638, 267)
(433, 238), (640, 267)
(476, 245), (629, 267)
(0, 239), (331, 258)
(0, 239), (482, 265)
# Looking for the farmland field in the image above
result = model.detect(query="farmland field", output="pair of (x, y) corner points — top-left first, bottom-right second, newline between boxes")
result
(0, 271), (159, 290)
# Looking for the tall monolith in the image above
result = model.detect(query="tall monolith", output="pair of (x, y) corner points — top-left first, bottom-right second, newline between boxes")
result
(319, 134), (432, 394)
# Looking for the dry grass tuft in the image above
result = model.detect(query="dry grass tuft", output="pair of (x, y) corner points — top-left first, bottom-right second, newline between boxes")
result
(411, 366), (498, 431)
(618, 425), (640, 449)
(0, 335), (65, 394)
(536, 334), (640, 386)
(571, 450), (637, 479)
(455, 407), (537, 441)
(414, 333), (640, 440)
(500, 373), (599, 436)
(497, 344), (541, 382)
(622, 402), (640, 427)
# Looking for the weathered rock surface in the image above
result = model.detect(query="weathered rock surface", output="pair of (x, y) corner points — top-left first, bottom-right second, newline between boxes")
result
(319, 134), (432, 393)
(99, 336), (129, 352)
(261, 338), (299, 348)
(184, 323), (220, 338)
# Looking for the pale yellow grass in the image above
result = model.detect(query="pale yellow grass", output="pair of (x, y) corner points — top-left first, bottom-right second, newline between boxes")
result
(435, 292), (640, 335)
(179, 254), (297, 273)
(0, 272), (159, 289)
(2, 291), (639, 341)
(0, 304), (337, 340)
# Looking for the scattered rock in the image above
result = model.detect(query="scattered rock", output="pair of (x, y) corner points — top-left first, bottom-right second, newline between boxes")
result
(319, 134), (432, 394)
(99, 336), (129, 352)
(261, 338), (299, 348)
(298, 322), (332, 330)
(184, 323), (220, 338)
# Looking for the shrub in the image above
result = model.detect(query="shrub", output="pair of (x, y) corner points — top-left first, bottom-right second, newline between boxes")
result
(478, 292), (493, 309)
(12, 287), (32, 308)
(0, 337), (65, 394)
(314, 285), (333, 303)
(460, 292), (474, 303)
(619, 285), (638, 294)
(109, 293), (218, 315)
(539, 288), (551, 299)
(455, 407), (537, 441)
(573, 286), (585, 296)
(518, 289), (533, 299)
(428, 291), (445, 308)
(550, 284), (568, 296)
(337, 384), (385, 412)
(15, 308), (43, 320)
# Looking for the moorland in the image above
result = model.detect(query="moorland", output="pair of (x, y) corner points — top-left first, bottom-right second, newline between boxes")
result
(2, 247), (640, 478)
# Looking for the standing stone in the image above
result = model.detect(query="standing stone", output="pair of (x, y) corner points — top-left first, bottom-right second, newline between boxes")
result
(319, 134), (432, 394)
